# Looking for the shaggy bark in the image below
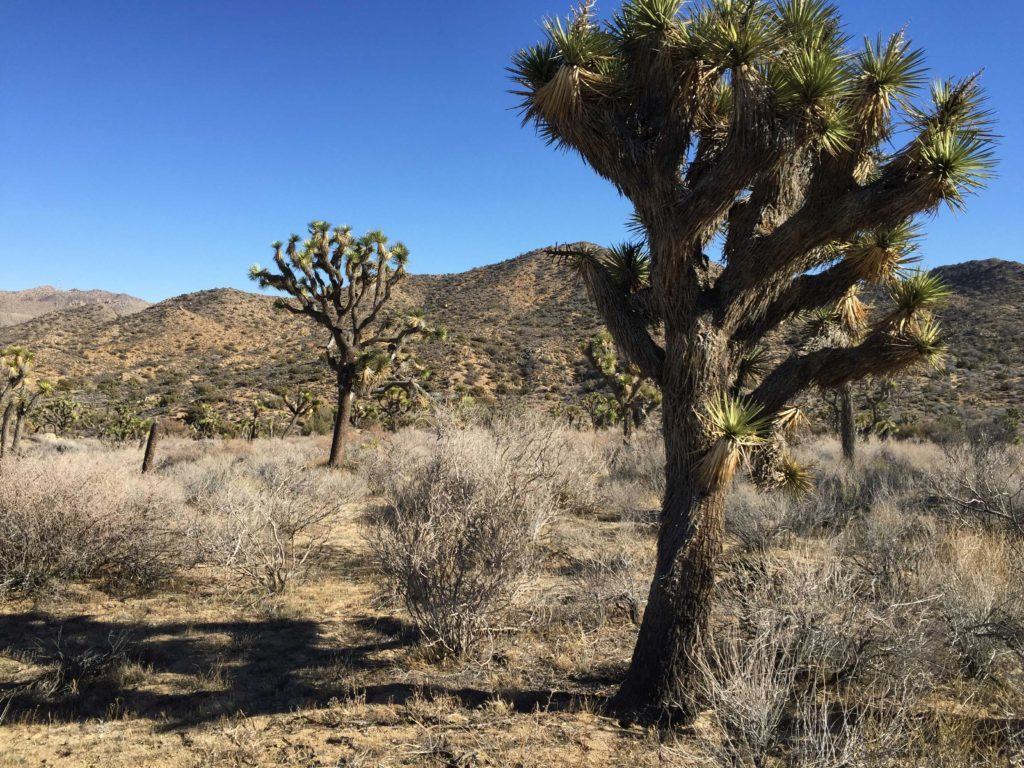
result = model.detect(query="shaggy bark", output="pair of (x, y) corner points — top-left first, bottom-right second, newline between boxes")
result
(0, 402), (13, 460)
(613, 322), (729, 721)
(11, 411), (25, 456)
(328, 363), (356, 469)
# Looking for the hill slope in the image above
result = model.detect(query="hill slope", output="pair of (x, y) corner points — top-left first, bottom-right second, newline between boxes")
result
(1, 251), (1020, 430)
(0, 286), (148, 327)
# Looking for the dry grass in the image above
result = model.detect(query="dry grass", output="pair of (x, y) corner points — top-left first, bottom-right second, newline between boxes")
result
(0, 425), (1022, 766)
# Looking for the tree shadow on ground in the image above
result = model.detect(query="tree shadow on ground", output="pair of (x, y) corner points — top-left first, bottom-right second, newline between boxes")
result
(0, 611), (605, 730)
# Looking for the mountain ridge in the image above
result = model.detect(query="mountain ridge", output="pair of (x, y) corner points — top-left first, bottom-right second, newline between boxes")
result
(0, 286), (149, 328)
(1, 251), (1020, 432)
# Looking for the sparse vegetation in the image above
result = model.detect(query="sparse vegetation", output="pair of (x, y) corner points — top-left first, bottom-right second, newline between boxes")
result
(0, 426), (1022, 765)
(0, 2), (1014, 764)
(0, 452), (187, 595)
(368, 422), (559, 656)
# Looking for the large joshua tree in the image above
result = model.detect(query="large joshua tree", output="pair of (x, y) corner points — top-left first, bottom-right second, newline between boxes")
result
(512, 0), (994, 721)
(251, 222), (435, 467)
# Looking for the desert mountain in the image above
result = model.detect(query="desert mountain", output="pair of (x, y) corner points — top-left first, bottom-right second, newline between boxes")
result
(1, 249), (1020, 430)
(0, 286), (148, 328)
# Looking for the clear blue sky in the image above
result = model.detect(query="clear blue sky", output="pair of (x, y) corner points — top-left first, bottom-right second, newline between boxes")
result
(1, 1), (1021, 302)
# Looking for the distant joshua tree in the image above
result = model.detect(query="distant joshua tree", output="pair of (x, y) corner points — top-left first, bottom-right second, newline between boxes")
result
(513, 0), (994, 721)
(1, 348), (34, 461)
(10, 380), (52, 456)
(38, 393), (82, 436)
(583, 327), (661, 439)
(275, 386), (320, 437)
(251, 222), (440, 467)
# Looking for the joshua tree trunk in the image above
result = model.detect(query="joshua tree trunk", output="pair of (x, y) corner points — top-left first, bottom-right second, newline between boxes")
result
(328, 363), (355, 469)
(0, 402), (12, 460)
(613, 326), (728, 722)
(838, 383), (856, 462)
(11, 411), (25, 456)
(141, 420), (160, 474)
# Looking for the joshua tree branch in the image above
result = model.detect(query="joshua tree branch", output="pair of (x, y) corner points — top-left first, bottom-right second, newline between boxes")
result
(750, 329), (927, 415)
(553, 244), (665, 384)
(678, 82), (786, 249)
(733, 258), (864, 343)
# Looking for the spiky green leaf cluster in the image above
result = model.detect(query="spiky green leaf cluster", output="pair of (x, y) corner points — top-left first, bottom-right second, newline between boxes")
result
(611, 0), (683, 45)
(604, 242), (651, 292)
(896, 314), (946, 369)
(886, 270), (951, 326)
(851, 32), (926, 143)
(777, 454), (815, 497)
(512, 0), (995, 197)
(698, 394), (772, 489)
(844, 220), (922, 283)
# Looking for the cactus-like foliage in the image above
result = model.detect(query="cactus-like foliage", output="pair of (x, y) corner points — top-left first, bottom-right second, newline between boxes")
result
(581, 330), (661, 438)
(251, 222), (442, 466)
(696, 395), (771, 490)
(7, 380), (51, 457)
(1, 347), (34, 401)
(37, 393), (82, 436)
(275, 386), (321, 437)
(0, 348), (36, 460)
(515, 0), (994, 721)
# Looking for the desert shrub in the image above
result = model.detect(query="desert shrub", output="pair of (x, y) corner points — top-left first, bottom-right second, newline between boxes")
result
(368, 423), (557, 656)
(191, 453), (359, 603)
(917, 530), (1024, 681)
(546, 427), (608, 516)
(0, 454), (187, 595)
(557, 521), (653, 627)
(28, 629), (138, 701)
(726, 482), (796, 553)
(854, 442), (938, 500)
(940, 439), (1024, 537)
(840, 500), (937, 598)
(789, 440), (937, 536)
(715, 546), (927, 691)
(694, 628), (801, 766)
(606, 427), (664, 496)
(785, 688), (928, 768)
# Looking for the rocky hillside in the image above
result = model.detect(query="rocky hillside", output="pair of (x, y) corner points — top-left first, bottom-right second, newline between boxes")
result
(1, 250), (1020, 432)
(0, 286), (148, 327)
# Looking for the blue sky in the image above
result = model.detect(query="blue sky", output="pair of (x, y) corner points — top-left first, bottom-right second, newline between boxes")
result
(1, 1), (1021, 302)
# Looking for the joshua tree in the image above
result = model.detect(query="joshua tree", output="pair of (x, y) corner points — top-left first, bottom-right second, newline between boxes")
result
(38, 393), (82, 436)
(244, 399), (265, 442)
(512, 0), (994, 721)
(583, 326), (661, 439)
(0, 348), (34, 460)
(276, 386), (320, 437)
(9, 380), (52, 456)
(251, 222), (438, 467)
